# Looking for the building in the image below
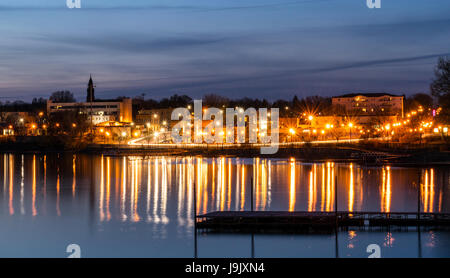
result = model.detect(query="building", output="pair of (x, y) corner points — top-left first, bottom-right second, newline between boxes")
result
(47, 76), (133, 125)
(135, 108), (172, 130)
(332, 93), (404, 117)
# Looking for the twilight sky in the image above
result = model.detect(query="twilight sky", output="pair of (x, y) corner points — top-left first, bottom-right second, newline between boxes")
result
(0, 0), (449, 102)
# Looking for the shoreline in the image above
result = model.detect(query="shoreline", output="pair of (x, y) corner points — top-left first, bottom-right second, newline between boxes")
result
(1, 139), (449, 167)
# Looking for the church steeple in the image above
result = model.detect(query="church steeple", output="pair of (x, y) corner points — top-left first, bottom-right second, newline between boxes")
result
(87, 74), (95, 102)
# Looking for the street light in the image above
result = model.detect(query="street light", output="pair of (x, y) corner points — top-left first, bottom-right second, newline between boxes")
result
(348, 122), (353, 140)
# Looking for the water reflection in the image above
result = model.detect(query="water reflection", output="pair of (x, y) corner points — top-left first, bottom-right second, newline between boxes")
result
(381, 166), (392, 213)
(0, 153), (449, 257)
(0, 154), (448, 225)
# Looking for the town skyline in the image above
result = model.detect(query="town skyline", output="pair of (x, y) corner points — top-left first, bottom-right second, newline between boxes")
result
(1, 0), (449, 101)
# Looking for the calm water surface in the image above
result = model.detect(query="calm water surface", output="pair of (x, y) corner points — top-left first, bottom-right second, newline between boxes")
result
(0, 153), (449, 257)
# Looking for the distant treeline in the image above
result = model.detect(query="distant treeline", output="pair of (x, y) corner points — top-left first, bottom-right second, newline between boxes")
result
(0, 92), (436, 118)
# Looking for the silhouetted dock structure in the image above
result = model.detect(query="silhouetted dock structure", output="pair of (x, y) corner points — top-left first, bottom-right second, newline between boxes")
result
(196, 211), (450, 232)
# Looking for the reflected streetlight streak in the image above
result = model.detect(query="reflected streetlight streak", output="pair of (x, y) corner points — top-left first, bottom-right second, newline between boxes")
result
(177, 159), (184, 225)
(422, 169), (435, 213)
(289, 158), (296, 212)
(72, 155), (76, 198)
(196, 158), (202, 215)
(161, 157), (168, 224)
(9, 154), (14, 215)
(220, 157), (225, 211)
(381, 166), (391, 213)
(32, 155), (37, 216)
(153, 158), (160, 223)
(20, 155), (25, 215)
(43, 155), (47, 214)
(255, 158), (260, 210)
(99, 155), (105, 221)
(106, 157), (111, 221)
(120, 157), (127, 221)
(202, 159), (208, 215)
(235, 160), (240, 211)
(349, 164), (354, 212)
(241, 164), (246, 211)
(326, 162), (332, 212)
(211, 159), (216, 211)
(3, 154), (7, 201)
(228, 158), (232, 210)
(321, 165), (325, 211)
(132, 159), (140, 222)
(261, 160), (267, 210)
(147, 159), (152, 222)
(56, 166), (61, 216)
(268, 160), (272, 208)
(186, 158), (193, 227)
(430, 169), (434, 213)
(308, 169), (313, 212)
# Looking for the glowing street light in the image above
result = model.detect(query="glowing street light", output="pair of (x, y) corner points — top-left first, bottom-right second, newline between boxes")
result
(348, 122), (354, 140)
(289, 128), (296, 135)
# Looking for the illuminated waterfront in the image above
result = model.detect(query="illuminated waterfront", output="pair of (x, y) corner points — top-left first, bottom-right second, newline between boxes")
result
(0, 153), (449, 257)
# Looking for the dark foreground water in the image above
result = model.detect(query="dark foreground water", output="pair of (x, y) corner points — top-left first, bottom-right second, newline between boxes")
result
(0, 153), (449, 258)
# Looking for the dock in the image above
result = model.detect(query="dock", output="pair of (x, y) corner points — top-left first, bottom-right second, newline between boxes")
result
(196, 211), (450, 232)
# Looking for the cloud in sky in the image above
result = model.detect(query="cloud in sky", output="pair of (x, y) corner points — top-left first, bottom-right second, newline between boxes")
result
(0, 0), (449, 101)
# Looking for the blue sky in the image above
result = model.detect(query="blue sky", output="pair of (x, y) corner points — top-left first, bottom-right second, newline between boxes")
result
(0, 0), (449, 101)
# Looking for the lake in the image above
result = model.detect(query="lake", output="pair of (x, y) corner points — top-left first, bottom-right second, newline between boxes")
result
(0, 153), (449, 258)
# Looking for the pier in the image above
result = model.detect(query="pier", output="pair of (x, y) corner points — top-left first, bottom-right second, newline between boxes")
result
(196, 211), (450, 232)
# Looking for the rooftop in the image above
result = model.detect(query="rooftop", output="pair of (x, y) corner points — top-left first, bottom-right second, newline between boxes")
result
(333, 93), (404, 98)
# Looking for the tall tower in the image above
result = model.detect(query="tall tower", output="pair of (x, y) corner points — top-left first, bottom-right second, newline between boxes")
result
(86, 75), (95, 102)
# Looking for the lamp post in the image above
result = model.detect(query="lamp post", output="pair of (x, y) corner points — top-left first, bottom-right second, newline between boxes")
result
(348, 122), (353, 141)
(289, 128), (296, 143)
